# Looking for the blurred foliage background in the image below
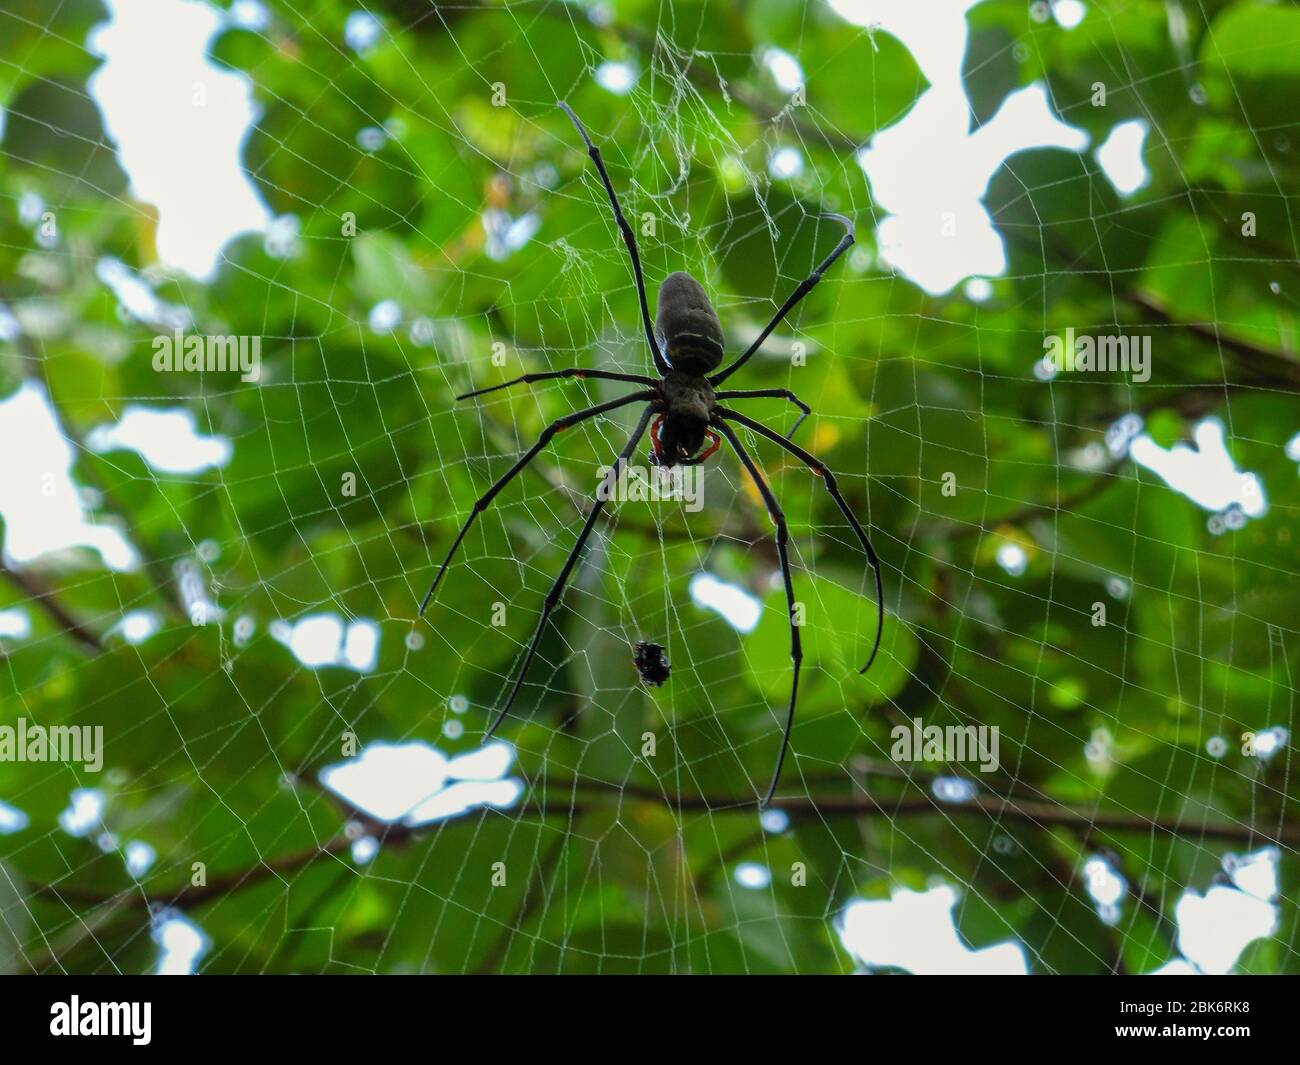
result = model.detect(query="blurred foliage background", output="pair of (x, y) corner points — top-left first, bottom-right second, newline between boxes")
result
(0, 0), (1298, 974)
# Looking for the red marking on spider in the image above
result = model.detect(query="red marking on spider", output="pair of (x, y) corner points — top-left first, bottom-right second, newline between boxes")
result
(650, 416), (721, 465)
(696, 429), (722, 463)
(650, 415), (666, 458)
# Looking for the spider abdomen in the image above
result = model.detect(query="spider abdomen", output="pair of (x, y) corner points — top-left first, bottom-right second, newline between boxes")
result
(656, 271), (724, 375)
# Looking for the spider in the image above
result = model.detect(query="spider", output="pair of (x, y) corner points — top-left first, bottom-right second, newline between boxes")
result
(633, 640), (672, 687)
(420, 101), (884, 806)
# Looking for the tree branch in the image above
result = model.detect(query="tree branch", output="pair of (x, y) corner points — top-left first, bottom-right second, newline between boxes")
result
(0, 559), (102, 653)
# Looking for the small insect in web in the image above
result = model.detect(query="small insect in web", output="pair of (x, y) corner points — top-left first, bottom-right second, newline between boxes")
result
(420, 101), (885, 806)
(632, 640), (671, 687)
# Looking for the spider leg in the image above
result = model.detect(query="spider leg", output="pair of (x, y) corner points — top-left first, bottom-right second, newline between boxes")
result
(419, 390), (654, 616)
(709, 213), (854, 387)
(458, 368), (656, 401)
(713, 419), (802, 808)
(558, 101), (670, 377)
(484, 404), (656, 738)
(713, 388), (810, 441)
(717, 406), (884, 675)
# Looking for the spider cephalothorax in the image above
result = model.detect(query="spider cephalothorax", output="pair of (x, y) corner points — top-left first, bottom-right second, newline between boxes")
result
(650, 369), (719, 467)
(420, 100), (885, 807)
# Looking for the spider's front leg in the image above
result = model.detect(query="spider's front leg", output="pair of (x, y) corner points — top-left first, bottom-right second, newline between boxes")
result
(558, 101), (670, 377)
(710, 213), (855, 386)
(458, 367), (656, 401)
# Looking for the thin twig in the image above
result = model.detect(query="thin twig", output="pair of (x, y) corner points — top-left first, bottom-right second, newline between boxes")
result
(0, 560), (102, 653)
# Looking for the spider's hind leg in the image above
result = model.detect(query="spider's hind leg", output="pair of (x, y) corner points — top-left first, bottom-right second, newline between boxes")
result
(713, 418), (802, 808)
(418, 390), (653, 616)
(718, 406), (884, 675)
(483, 404), (657, 739)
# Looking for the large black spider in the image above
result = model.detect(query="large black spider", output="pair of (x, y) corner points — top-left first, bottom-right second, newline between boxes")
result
(420, 101), (884, 806)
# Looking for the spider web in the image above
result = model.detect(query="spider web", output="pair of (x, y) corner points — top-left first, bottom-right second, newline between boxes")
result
(1, 0), (1297, 976)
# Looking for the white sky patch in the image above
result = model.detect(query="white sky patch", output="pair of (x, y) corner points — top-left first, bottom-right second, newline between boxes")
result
(768, 145), (805, 181)
(964, 277), (993, 302)
(1151, 957), (1199, 975)
(1150, 850), (1280, 974)
(595, 60), (637, 95)
(1129, 417), (1266, 518)
(1174, 885), (1276, 975)
(0, 799), (29, 835)
(932, 775), (978, 803)
(153, 911), (209, 975)
(834, 0), (1089, 294)
(760, 808), (790, 833)
(270, 613), (380, 673)
(368, 298), (402, 333)
(229, 0), (269, 31)
(59, 788), (107, 838)
(483, 209), (541, 261)
(356, 125), (387, 152)
(87, 0), (271, 279)
(762, 47), (805, 94)
(1251, 726), (1287, 761)
(1106, 412), (1145, 457)
(87, 406), (232, 474)
(995, 542), (1028, 576)
(1053, 0), (1086, 29)
(1096, 119), (1150, 197)
(1083, 853), (1126, 925)
(690, 572), (762, 632)
(1083, 855), (1125, 907)
(319, 740), (522, 826)
(344, 10), (384, 54)
(124, 840), (157, 878)
(263, 213), (301, 259)
(0, 382), (138, 571)
(734, 862), (772, 889)
(1285, 430), (1300, 464)
(0, 608), (31, 639)
(351, 835), (380, 864)
(1227, 847), (1279, 902)
(838, 885), (1029, 974)
(94, 258), (190, 330)
(111, 610), (162, 645)
(175, 557), (223, 627)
